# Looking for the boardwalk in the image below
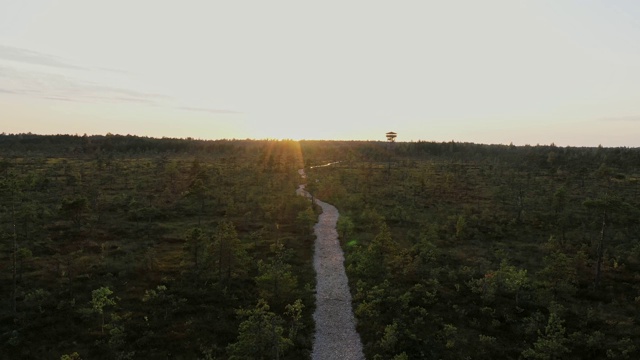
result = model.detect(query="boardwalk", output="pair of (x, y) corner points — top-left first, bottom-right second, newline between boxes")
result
(297, 168), (364, 360)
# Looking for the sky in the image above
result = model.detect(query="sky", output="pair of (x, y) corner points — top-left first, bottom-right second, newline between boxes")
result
(1, 0), (640, 146)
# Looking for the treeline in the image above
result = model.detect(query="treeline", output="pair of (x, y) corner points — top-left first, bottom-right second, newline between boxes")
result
(301, 141), (640, 359)
(0, 135), (315, 359)
(0, 133), (264, 157)
(301, 140), (640, 171)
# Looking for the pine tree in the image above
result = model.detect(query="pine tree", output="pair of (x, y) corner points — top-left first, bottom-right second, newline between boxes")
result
(210, 220), (248, 282)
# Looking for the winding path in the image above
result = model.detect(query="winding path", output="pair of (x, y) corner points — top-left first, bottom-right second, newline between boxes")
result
(297, 168), (365, 360)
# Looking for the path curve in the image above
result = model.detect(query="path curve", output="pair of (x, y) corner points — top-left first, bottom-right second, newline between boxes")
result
(298, 168), (365, 360)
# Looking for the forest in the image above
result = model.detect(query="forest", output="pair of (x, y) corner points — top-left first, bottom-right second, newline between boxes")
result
(0, 134), (316, 359)
(1, 133), (640, 359)
(301, 140), (640, 359)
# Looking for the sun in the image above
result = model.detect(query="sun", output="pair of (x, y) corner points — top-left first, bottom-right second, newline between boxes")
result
(244, 117), (325, 141)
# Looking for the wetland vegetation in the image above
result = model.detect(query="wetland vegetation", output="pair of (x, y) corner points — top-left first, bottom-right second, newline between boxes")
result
(1, 134), (639, 359)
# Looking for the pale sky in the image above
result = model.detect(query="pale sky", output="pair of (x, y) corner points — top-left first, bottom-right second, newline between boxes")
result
(1, 0), (640, 146)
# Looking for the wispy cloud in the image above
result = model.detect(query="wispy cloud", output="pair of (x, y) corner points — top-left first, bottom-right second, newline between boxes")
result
(43, 96), (77, 102)
(112, 96), (157, 104)
(178, 106), (241, 114)
(0, 45), (85, 70)
(89, 85), (168, 100)
(97, 67), (129, 74)
(599, 116), (640, 122)
(0, 65), (166, 105)
(0, 46), (235, 114)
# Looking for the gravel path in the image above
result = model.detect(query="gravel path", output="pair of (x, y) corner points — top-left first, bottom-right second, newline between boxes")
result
(297, 169), (365, 360)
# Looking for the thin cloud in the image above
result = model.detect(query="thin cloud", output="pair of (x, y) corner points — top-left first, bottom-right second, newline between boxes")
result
(0, 53), (232, 113)
(112, 96), (157, 104)
(97, 67), (128, 74)
(0, 45), (85, 70)
(44, 96), (78, 102)
(0, 45), (131, 75)
(0, 65), (167, 105)
(178, 106), (241, 114)
(89, 85), (169, 100)
(599, 116), (640, 122)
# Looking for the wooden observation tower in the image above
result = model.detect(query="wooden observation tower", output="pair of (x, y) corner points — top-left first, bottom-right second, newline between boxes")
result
(386, 132), (397, 143)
